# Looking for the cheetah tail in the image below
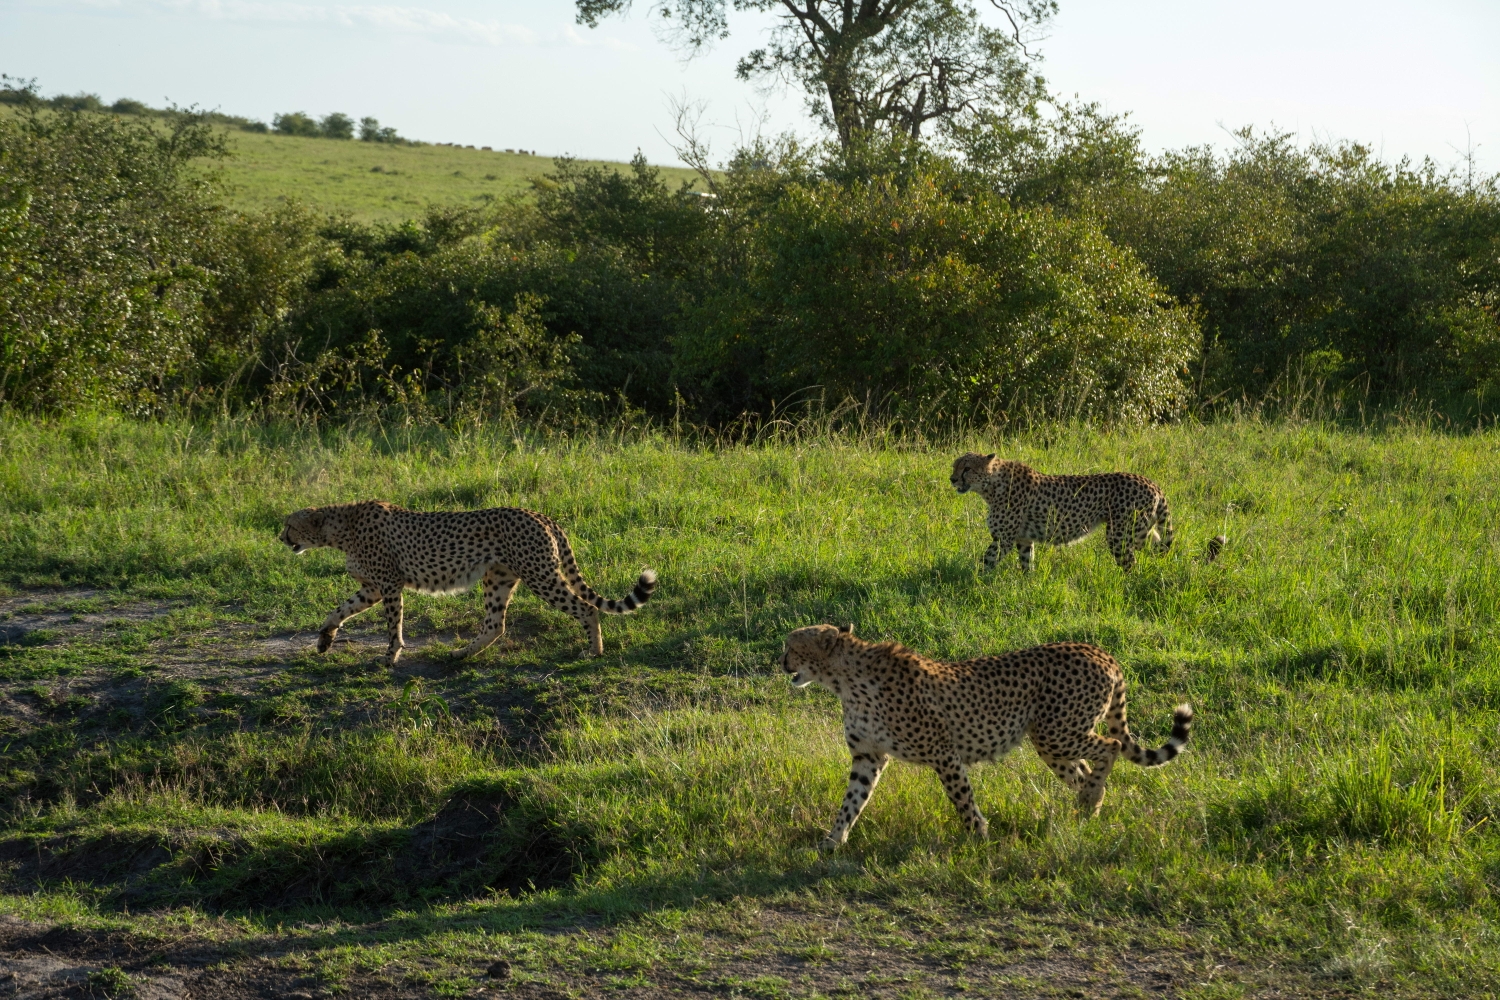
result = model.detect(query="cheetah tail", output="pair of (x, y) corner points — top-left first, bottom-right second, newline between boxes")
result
(596, 568), (658, 615)
(1205, 534), (1227, 563)
(547, 522), (657, 614)
(1153, 497), (1174, 553)
(1122, 704), (1192, 767)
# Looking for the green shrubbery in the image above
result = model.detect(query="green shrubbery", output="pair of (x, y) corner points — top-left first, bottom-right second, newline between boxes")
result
(1, 102), (1496, 424)
(0, 108), (226, 411)
(1095, 130), (1500, 405)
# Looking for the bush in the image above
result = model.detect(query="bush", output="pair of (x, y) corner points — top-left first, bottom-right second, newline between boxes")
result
(0, 107), (227, 411)
(679, 163), (1198, 424)
(359, 117), (405, 144)
(247, 212), (599, 421)
(271, 111), (320, 137)
(1097, 131), (1500, 407)
(319, 112), (355, 140)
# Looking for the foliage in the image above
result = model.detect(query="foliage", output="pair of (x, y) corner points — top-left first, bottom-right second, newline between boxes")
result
(2, 100), (1497, 424)
(576, 0), (1055, 146)
(679, 153), (1198, 423)
(1, 75), (270, 132)
(319, 112), (355, 141)
(272, 111), (321, 138)
(358, 116), (405, 143)
(0, 106), (227, 411)
(1094, 131), (1500, 406)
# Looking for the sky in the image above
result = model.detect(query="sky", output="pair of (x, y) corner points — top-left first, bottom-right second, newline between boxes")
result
(3, 0), (1497, 173)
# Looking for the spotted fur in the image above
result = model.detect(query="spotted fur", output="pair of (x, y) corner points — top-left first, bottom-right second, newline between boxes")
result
(951, 453), (1173, 572)
(280, 501), (656, 664)
(780, 624), (1191, 846)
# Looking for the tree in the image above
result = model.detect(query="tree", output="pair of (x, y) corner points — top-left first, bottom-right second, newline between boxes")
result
(576, 0), (1055, 146)
(272, 111), (320, 137)
(319, 112), (355, 140)
(360, 117), (404, 144)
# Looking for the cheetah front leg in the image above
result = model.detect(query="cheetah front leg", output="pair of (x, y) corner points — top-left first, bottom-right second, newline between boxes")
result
(456, 567), (519, 659)
(936, 757), (988, 837)
(382, 588), (406, 666)
(318, 586), (381, 653)
(823, 752), (890, 848)
(1016, 541), (1036, 572)
(985, 509), (1020, 572)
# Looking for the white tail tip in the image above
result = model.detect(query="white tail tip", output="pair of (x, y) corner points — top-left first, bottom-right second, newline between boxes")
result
(640, 568), (658, 584)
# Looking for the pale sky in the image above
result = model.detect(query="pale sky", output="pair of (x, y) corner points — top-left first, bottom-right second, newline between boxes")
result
(3, 0), (1497, 173)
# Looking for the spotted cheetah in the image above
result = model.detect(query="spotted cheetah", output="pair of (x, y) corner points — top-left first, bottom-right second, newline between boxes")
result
(280, 501), (656, 665)
(780, 624), (1191, 845)
(951, 453), (1173, 571)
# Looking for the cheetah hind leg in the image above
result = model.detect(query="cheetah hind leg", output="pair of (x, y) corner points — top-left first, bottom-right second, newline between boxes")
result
(1065, 734), (1123, 817)
(936, 758), (989, 838)
(532, 568), (605, 657)
(1151, 499), (1174, 554)
(456, 568), (518, 659)
(1040, 754), (1091, 792)
(382, 589), (406, 666)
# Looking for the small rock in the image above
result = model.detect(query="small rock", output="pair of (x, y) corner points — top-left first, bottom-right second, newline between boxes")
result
(486, 959), (512, 979)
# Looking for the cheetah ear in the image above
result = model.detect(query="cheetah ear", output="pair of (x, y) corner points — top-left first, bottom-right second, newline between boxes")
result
(838, 623), (853, 635)
(984, 453), (995, 461)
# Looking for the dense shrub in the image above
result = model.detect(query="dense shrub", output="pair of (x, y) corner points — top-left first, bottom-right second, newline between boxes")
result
(2, 102), (1496, 425)
(257, 233), (600, 421)
(679, 164), (1198, 423)
(0, 107), (226, 411)
(1095, 132), (1500, 406)
(271, 112), (321, 138)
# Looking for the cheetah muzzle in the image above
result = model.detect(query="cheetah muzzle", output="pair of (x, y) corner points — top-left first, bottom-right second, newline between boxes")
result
(281, 501), (657, 665)
(781, 623), (1192, 847)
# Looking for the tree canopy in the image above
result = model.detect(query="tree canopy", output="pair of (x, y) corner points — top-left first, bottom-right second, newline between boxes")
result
(575, 0), (1056, 146)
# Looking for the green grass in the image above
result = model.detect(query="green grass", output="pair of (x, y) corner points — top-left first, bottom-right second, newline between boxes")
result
(217, 130), (706, 222)
(2, 414), (1500, 996)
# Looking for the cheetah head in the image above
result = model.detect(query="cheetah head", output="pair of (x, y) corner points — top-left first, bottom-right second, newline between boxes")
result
(950, 452), (996, 493)
(780, 623), (854, 688)
(280, 507), (330, 555)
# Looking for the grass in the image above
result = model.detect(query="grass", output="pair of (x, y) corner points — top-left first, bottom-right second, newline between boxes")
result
(216, 130), (706, 223)
(1, 414), (1499, 996)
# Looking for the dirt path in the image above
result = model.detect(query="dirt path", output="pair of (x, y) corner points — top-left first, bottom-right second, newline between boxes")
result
(0, 907), (1266, 1000)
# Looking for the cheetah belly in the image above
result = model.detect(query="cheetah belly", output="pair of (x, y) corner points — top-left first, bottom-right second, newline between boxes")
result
(406, 560), (490, 596)
(1029, 506), (1103, 546)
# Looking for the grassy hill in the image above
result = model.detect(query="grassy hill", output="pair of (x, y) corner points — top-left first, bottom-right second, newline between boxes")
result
(218, 130), (706, 223)
(1, 416), (1498, 997)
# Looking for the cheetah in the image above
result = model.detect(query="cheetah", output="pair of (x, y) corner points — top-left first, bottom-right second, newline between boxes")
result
(779, 624), (1191, 846)
(280, 501), (656, 665)
(951, 453), (1173, 572)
